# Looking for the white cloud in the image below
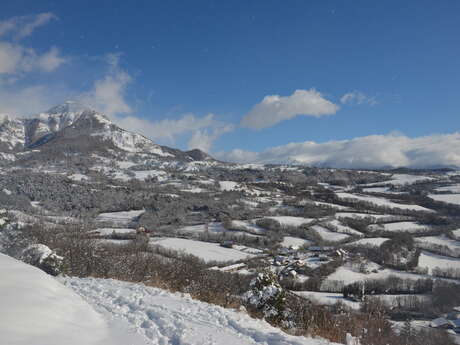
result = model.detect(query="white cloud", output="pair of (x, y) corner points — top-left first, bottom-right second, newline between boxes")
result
(241, 89), (339, 129)
(0, 42), (26, 74)
(0, 85), (58, 116)
(0, 13), (56, 40)
(340, 91), (377, 106)
(116, 113), (212, 141)
(36, 47), (66, 72)
(79, 54), (132, 117)
(215, 132), (460, 169)
(0, 42), (66, 76)
(187, 124), (234, 152)
(113, 112), (233, 152)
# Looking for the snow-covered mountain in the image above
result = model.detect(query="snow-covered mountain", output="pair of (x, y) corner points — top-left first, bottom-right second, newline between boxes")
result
(0, 101), (211, 162)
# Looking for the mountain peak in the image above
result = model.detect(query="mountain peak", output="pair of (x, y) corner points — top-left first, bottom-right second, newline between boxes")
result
(46, 101), (94, 115)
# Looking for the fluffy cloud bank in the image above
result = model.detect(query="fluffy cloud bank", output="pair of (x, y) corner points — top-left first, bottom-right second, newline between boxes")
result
(241, 89), (339, 129)
(216, 133), (460, 169)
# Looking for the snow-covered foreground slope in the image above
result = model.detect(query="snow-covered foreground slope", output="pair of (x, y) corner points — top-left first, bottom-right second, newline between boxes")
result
(0, 253), (145, 345)
(62, 276), (339, 345)
(1, 253), (339, 345)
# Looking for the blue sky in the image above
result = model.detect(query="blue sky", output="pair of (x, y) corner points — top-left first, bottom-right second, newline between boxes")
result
(1, 1), (459, 167)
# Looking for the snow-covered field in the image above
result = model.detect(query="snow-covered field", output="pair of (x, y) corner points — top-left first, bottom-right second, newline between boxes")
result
(295, 291), (428, 311)
(294, 291), (360, 310)
(346, 237), (389, 247)
(311, 225), (350, 242)
(361, 187), (402, 194)
(416, 235), (460, 253)
(365, 174), (433, 186)
(67, 173), (89, 181)
(335, 212), (394, 222)
(336, 192), (432, 212)
(178, 222), (226, 234)
(324, 265), (428, 286)
(434, 184), (460, 193)
(428, 193), (460, 206)
(326, 219), (363, 236)
(95, 210), (145, 226)
(281, 236), (312, 249)
(310, 201), (350, 210)
(152, 237), (258, 262)
(219, 180), (240, 191)
(417, 251), (460, 273)
(231, 220), (266, 234)
(368, 221), (429, 233)
(267, 216), (314, 227)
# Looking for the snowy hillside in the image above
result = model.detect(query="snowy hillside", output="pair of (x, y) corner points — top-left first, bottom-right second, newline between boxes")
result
(0, 253), (338, 345)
